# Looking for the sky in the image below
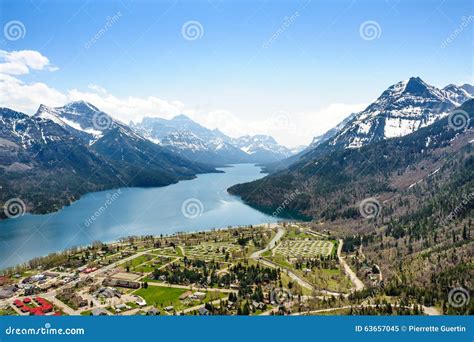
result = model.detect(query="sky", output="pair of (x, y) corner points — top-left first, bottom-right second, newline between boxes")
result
(0, 0), (472, 147)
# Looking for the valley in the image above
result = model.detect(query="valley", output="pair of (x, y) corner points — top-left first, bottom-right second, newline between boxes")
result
(0, 77), (472, 316)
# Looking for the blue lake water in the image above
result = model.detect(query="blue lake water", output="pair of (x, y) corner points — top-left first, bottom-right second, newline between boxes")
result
(0, 164), (279, 269)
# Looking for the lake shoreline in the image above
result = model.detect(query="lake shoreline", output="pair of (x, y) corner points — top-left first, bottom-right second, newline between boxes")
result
(0, 164), (285, 269)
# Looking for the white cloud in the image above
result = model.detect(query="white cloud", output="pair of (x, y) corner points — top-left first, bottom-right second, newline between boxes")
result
(0, 50), (57, 75)
(0, 50), (366, 147)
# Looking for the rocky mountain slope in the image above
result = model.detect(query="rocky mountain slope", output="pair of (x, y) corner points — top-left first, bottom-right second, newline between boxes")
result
(132, 115), (292, 165)
(0, 104), (216, 217)
(228, 99), (473, 220)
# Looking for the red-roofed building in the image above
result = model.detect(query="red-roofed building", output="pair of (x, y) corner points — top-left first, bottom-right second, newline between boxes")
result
(23, 297), (31, 304)
(41, 304), (53, 313)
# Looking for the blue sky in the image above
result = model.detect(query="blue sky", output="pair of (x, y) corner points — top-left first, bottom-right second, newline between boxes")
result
(0, 0), (472, 146)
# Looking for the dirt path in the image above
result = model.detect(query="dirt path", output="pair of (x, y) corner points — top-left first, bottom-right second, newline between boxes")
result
(251, 226), (285, 259)
(338, 239), (365, 292)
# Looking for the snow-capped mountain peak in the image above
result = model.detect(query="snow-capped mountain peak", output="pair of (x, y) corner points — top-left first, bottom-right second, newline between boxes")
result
(34, 102), (125, 143)
(327, 77), (472, 149)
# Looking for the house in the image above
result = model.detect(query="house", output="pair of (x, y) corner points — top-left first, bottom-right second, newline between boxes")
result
(0, 285), (18, 299)
(252, 301), (266, 310)
(96, 287), (122, 299)
(164, 305), (174, 311)
(23, 284), (35, 296)
(179, 291), (193, 300)
(31, 274), (46, 282)
(147, 308), (160, 316)
(102, 278), (140, 289)
(198, 307), (210, 315)
(114, 303), (129, 313)
(135, 296), (146, 306)
(191, 292), (206, 300)
(91, 308), (108, 316)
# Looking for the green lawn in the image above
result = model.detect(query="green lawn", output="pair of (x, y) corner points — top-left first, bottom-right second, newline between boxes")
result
(134, 286), (187, 307)
(0, 307), (17, 316)
(120, 254), (155, 270)
(133, 286), (226, 313)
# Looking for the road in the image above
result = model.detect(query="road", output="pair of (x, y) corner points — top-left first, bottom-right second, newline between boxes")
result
(337, 239), (365, 292)
(146, 282), (237, 294)
(291, 304), (441, 316)
(251, 226), (285, 259)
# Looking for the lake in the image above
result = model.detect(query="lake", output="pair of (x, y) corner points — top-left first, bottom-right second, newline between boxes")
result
(0, 164), (283, 269)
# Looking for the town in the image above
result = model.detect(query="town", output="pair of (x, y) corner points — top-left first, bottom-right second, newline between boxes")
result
(0, 223), (430, 316)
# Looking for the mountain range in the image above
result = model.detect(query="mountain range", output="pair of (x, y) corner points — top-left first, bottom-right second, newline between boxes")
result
(131, 115), (292, 165)
(0, 100), (294, 217)
(1, 77), (472, 218)
(264, 77), (473, 172)
(228, 77), (473, 219)
(0, 102), (216, 217)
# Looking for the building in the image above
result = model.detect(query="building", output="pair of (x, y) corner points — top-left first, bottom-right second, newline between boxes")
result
(102, 278), (140, 289)
(191, 292), (206, 300)
(147, 308), (160, 315)
(198, 307), (210, 315)
(91, 308), (108, 316)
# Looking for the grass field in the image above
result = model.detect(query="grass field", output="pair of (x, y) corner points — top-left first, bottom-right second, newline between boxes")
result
(133, 286), (225, 313)
(120, 254), (154, 269)
(134, 286), (187, 307)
